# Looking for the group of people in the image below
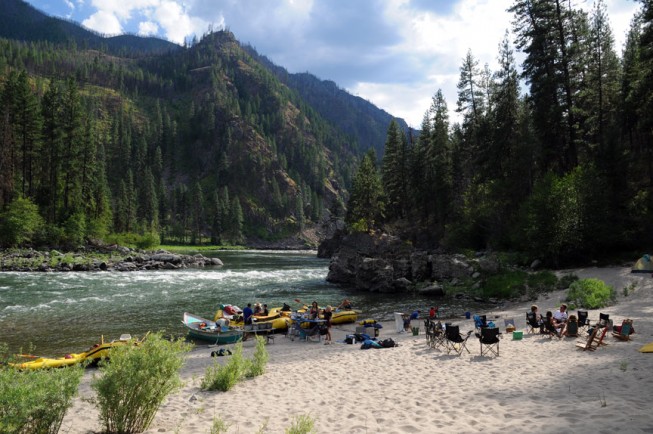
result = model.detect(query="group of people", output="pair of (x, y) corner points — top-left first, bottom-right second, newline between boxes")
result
(309, 300), (333, 344)
(242, 302), (270, 325)
(529, 303), (575, 337)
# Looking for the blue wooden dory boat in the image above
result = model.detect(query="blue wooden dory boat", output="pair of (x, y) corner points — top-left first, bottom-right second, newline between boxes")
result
(182, 312), (243, 344)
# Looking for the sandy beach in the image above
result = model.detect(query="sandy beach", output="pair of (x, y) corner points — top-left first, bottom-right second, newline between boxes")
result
(60, 267), (653, 433)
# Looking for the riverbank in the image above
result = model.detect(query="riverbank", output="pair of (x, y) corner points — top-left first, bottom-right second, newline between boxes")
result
(59, 266), (653, 433)
(0, 247), (223, 272)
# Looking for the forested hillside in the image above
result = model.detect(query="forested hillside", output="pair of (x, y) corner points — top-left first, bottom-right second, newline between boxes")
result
(347, 0), (653, 266)
(0, 0), (396, 249)
(243, 47), (412, 157)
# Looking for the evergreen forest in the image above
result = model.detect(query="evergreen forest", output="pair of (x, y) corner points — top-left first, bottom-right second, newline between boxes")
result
(347, 0), (653, 266)
(0, 0), (652, 268)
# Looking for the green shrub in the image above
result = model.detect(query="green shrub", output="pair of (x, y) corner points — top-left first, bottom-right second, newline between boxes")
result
(201, 343), (246, 392)
(0, 363), (83, 434)
(246, 337), (269, 378)
(566, 278), (615, 309)
(91, 333), (190, 434)
(0, 196), (44, 247)
(285, 414), (316, 434)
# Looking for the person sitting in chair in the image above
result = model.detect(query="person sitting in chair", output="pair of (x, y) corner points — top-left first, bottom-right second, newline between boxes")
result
(553, 304), (568, 329)
(541, 311), (560, 337)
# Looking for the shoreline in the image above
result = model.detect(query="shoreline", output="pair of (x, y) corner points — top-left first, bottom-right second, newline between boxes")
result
(58, 266), (653, 433)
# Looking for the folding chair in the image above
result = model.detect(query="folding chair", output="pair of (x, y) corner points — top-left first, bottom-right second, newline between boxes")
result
(445, 325), (472, 356)
(473, 314), (487, 336)
(597, 313), (610, 328)
(576, 326), (600, 350)
(541, 317), (560, 339)
(479, 327), (500, 356)
(504, 318), (516, 333)
(612, 319), (633, 341)
(577, 310), (590, 333)
(564, 320), (579, 337)
(577, 326), (608, 351)
(526, 312), (540, 334)
(432, 321), (446, 349)
(424, 319), (436, 347)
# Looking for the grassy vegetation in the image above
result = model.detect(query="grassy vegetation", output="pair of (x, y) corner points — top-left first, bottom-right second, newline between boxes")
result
(0, 343), (84, 434)
(159, 244), (245, 254)
(91, 333), (191, 434)
(566, 278), (616, 309)
(201, 337), (269, 392)
(285, 415), (317, 434)
(201, 343), (246, 392)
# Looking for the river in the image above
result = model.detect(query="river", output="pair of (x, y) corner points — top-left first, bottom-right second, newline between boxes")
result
(0, 250), (481, 355)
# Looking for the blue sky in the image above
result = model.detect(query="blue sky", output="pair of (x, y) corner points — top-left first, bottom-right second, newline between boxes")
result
(24, 0), (641, 127)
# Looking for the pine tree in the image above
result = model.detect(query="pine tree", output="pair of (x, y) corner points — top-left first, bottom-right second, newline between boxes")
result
(346, 149), (385, 232)
(381, 120), (408, 219)
(14, 70), (41, 198)
(229, 196), (244, 244)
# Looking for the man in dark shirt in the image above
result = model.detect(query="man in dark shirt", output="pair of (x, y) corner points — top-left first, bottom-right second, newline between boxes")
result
(243, 303), (253, 325)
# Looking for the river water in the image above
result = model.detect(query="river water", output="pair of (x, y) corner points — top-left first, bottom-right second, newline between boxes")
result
(0, 250), (481, 355)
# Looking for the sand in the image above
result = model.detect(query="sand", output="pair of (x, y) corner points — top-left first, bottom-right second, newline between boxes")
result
(59, 267), (653, 433)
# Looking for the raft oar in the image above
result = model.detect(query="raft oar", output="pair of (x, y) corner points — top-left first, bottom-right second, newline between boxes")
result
(16, 354), (40, 359)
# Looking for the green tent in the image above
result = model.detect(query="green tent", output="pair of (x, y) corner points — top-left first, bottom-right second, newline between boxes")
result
(632, 254), (653, 273)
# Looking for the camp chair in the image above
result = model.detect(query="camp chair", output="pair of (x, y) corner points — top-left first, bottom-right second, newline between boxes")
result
(564, 320), (579, 337)
(526, 312), (541, 334)
(424, 319), (435, 346)
(504, 318), (516, 333)
(577, 326), (608, 351)
(473, 315), (487, 335)
(445, 325), (472, 356)
(479, 327), (500, 357)
(577, 310), (590, 333)
(576, 326), (600, 351)
(613, 319), (633, 341)
(597, 313), (610, 328)
(541, 317), (560, 338)
(432, 321), (446, 349)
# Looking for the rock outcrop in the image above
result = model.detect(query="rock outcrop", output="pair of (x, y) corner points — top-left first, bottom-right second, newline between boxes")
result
(322, 231), (499, 294)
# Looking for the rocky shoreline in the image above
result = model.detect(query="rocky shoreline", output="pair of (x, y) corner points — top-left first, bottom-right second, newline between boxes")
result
(0, 247), (223, 272)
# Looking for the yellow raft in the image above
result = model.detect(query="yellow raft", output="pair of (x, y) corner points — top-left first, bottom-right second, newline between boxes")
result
(297, 307), (359, 324)
(10, 334), (143, 370)
(215, 307), (292, 331)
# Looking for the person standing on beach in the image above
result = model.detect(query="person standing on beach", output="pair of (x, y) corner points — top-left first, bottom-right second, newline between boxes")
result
(429, 306), (438, 319)
(243, 303), (253, 325)
(310, 301), (319, 320)
(323, 305), (333, 345)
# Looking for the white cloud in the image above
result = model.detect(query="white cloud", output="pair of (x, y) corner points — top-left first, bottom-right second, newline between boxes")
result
(64, 0), (74, 10)
(138, 21), (159, 36)
(153, 1), (207, 44)
(82, 10), (123, 35)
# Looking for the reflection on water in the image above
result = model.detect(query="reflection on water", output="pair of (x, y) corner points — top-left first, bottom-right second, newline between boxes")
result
(0, 250), (485, 355)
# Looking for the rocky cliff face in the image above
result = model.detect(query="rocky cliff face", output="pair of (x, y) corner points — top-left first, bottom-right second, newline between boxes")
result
(323, 231), (500, 294)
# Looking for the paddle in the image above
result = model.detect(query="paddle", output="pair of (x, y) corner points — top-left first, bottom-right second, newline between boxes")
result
(17, 353), (40, 359)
